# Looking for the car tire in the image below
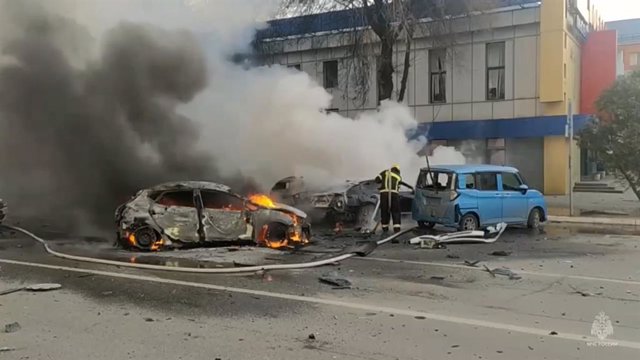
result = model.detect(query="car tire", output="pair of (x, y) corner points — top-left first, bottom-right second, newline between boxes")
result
(527, 208), (542, 229)
(459, 214), (479, 231)
(417, 221), (435, 229)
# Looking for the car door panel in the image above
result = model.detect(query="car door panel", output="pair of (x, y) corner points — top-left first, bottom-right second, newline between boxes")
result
(199, 190), (248, 241)
(150, 190), (201, 242)
(475, 172), (502, 225)
(499, 172), (528, 223)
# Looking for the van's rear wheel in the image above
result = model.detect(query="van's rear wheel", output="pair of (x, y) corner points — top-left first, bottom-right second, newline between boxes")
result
(527, 208), (542, 229)
(459, 214), (479, 231)
(418, 221), (435, 229)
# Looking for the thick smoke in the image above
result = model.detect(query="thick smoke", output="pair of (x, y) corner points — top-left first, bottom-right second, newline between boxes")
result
(0, 0), (464, 232)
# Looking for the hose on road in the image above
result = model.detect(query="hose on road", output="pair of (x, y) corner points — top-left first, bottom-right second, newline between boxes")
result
(1, 225), (416, 274)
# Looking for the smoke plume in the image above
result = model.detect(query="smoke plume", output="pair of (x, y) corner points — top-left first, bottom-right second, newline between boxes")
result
(0, 0), (463, 232)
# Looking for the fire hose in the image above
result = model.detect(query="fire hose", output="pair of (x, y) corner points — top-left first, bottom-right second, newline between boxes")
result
(1, 225), (416, 274)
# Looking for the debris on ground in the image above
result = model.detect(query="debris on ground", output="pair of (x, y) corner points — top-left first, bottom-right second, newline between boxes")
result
(482, 265), (522, 280)
(4, 322), (21, 333)
(489, 250), (511, 256)
(463, 260), (481, 267)
(319, 271), (352, 289)
(568, 284), (600, 297)
(446, 254), (460, 259)
(410, 223), (508, 248)
(0, 347), (15, 353)
(0, 283), (62, 296)
(308, 333), (316, 340)
(549, 331), (558, 335)
(430, 276), (446, 281)
(144, 318), (155, 322)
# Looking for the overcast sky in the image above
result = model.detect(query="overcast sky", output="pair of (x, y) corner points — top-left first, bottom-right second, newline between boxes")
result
(592, 0), (640, 21)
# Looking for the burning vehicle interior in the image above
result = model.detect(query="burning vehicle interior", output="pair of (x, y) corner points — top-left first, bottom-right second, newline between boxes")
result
(115, 182), (310, 251)
(271, 177), (413, 230)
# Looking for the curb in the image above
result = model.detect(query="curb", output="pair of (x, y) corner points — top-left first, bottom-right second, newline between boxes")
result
(547, 215), (640, 226)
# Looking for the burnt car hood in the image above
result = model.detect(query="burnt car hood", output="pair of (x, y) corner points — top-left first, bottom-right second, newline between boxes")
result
(311, 181), (360, 196)
(271, 202), (307, 218)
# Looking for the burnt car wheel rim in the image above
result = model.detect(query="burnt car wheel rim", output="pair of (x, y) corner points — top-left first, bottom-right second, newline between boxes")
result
(133, 227), (157, 248)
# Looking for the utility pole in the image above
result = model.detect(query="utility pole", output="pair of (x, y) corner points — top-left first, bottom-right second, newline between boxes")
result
(567, 100), (574, 216)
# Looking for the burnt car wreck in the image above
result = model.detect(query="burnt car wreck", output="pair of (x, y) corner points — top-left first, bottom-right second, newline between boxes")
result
(115, 181), (310, 251)
(270, 177), (413, 230)
(0, 198), (6, 224)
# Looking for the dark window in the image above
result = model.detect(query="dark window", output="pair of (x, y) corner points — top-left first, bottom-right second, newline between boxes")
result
(487, 138), (506, 165)
(323, 60), (338, 88)
(429, 49), (447, 103)
(288, 64), (301, 70)
(476, 173), (498, 191)
(463, 174), (476, 189)
(155, 191), (194, 207)
(486, 42), (505, 100)
(200, 191), (244, 210)
(272, 181), (289, 191)
(501, 172), (523, 191)
(417, 171), (453, 190)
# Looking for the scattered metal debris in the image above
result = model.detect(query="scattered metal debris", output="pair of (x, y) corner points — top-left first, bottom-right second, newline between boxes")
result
(4, 322), (21, 333)
(319, 271), (352, 289)
(489, 250), (511, 256)
(569, 284), (597, 297)
(409, 223), (507, 248)
(463, 260), (481, 267)
(549, 331), (558, 335)
(483, 265), (496, 277)
(491, 268), (522, 280)
(0, 283), (61, 296)
(446, 254), (460, 259)
(308, 333), (316, 340)
(0, 347), (15, 353)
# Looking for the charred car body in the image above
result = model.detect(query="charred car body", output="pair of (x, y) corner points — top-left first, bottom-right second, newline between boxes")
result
(0, 198), (6, 224)
(270, 177), (413, 229)
(115, 181), (310, 251)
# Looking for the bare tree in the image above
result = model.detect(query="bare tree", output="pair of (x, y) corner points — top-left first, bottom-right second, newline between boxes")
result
(275, 0), (498, 105)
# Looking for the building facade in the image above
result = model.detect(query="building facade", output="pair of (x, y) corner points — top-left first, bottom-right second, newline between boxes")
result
(607, 18), (640, 75)
(256, 0), (614, 194)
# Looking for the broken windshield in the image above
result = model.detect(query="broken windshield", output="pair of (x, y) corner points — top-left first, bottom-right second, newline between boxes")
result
(416, 171), (454, 191)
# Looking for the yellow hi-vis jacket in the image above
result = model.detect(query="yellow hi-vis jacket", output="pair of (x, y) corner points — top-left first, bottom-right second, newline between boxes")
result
(375, 169), (404, 193)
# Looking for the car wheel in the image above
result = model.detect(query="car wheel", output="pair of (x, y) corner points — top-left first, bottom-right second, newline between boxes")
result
(527, 208), (542, 229)
(129, 227), (159, 251)
(355, 204), (376, 231)
(417, 221), (435, 229)
(459, 214), (479, 231)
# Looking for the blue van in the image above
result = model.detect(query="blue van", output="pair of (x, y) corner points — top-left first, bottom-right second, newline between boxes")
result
(412, 165), (547, 231)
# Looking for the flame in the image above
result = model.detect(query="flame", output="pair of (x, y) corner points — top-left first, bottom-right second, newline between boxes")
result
(127, 232), (164, 251)
(249, 194), (276, 208)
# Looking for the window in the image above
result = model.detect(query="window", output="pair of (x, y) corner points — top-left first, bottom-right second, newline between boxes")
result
(417, 171), (453, 190)
(323, 60), (338, 88)
(486, 42), (505, 100)
(476, 173), (498, 191)
(501, 172), (522, 191)
(288, 64), (301, 70)
(631, 53), (639, 66)
(200, 191), (244, 210)
(429, 49), (447, 103)
(463, 174), (476, 189)
(487, 138), (506, 165)
(155, 191), (194, 208)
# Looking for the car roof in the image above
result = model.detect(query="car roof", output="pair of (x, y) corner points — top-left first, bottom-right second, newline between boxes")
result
(148, 181), (231, 193)
(420, 164), (519, 173)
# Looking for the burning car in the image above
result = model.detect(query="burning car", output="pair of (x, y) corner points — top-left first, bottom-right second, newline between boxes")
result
(115, 181), (310, 251)
(0, 198), (6, 224)
(270, 177), (413, 230)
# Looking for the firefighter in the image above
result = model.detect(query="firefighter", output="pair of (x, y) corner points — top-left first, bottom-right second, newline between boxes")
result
(375, 165), (414, 234)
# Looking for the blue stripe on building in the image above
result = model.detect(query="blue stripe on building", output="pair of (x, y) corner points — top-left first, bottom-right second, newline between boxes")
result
(409, 115), (593, 141)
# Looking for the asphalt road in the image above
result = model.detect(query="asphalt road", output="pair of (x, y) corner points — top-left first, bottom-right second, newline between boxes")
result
(1, 222), (639, 359)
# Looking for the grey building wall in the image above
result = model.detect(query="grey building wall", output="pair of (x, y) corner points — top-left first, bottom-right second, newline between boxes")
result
(505, 137), (544, 191)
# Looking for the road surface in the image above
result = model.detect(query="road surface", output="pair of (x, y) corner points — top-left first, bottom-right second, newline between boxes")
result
(1, 223), (639, 359)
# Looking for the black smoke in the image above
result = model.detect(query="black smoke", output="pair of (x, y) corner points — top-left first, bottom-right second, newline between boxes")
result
(0, 2), (248, 231)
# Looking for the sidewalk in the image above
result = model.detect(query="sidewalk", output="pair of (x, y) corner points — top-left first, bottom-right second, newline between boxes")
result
(545, 178), (640, 226)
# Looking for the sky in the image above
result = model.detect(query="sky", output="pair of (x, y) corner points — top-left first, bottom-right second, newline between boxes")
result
(592, 0), (640, 21)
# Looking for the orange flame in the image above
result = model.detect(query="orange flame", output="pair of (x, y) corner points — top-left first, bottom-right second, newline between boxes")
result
(249, 194), (276, 208)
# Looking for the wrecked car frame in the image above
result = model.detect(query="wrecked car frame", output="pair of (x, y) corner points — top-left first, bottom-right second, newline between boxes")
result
(270, 176), (413, 230)
(115, 181), (310, 251)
